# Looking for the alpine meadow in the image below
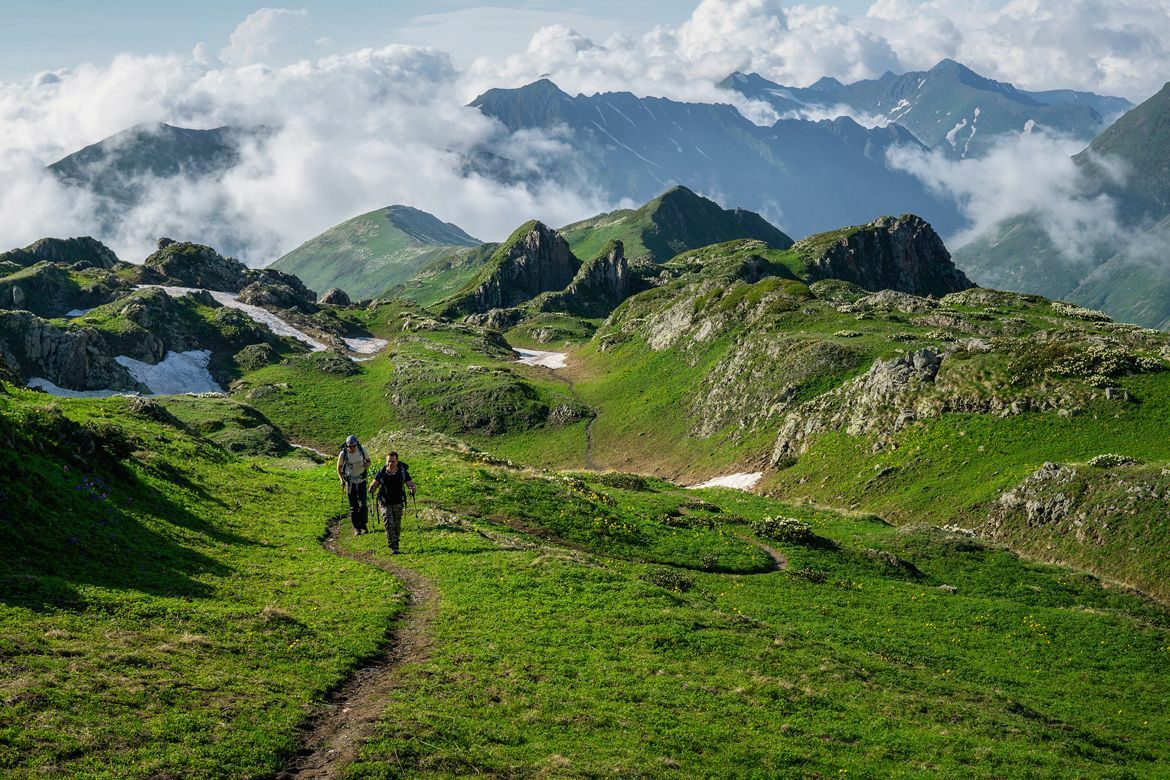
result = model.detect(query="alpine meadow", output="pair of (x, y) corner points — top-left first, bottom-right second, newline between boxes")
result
(3, 2), (1170, 778)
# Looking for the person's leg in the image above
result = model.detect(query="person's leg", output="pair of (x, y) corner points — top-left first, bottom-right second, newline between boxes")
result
(355, 480), (368, 532)
(347, 482), (366, 532)
(387, 502), (403, 552)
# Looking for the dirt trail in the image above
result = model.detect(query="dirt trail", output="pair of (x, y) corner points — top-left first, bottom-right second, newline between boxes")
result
(735, 534), (789, 572)
(277, 515), (437, 780)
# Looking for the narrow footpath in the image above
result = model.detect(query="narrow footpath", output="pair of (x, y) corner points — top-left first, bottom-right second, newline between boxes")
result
(277, 516), (438, 780)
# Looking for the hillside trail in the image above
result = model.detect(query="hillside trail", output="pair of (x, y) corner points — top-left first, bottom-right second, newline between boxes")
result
(276, 514), (438, 780)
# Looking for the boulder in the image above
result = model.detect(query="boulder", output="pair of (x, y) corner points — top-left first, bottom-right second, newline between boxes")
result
(0, 310), (138, 391)
(318, 287), (351, 306)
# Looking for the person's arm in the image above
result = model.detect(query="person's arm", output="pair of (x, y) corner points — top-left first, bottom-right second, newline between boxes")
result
(336, 453), (346, 484)
(368, 468), (382, 495)
(404, 465), (416, 496)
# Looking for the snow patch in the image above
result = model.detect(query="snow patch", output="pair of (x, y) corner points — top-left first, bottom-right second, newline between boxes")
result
(144, 285), (330, 351)
(66, 308), (94, 317)
(945, 118), (969, 147)
(514, 348), (567, 369)
(687, 472), (763, 491)
(343, 336), (388, 354)
(115, 350), (222, 395)
(26, 378), (122, 398)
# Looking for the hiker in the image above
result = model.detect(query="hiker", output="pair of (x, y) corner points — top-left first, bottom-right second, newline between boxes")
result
(337, 434), (371, 534)
(368, 451), (416, 554)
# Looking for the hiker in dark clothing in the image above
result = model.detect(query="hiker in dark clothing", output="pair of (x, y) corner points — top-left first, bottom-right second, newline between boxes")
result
(337, 434), (371, 534)
(369, 451), (416, 553)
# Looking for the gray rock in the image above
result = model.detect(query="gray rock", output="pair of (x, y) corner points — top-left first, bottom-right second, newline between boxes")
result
(798, 215), (975, 297)
(318, 287), (351, 306)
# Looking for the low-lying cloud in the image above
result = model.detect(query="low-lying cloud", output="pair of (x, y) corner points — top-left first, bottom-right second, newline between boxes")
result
(0, 34), (611, 266)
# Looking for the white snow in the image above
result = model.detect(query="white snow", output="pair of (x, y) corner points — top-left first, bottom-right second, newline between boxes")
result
(694, 145), (712, 160)
(143, 285), (330, 351)
(888, 98), (911, 118)
(604, 100), (638, 128)
(973, 107), (982, 119)
(669, 136), (683, 153)
(29, 349), (222, 397)
(115, 350), (222, 395)
(1023, 118), (1037, 135)
(514, 348), (567, 369)
(66, 308), (94, 317)
(945, 118), (969, 147)
(343, 336), (388, 354)
(26, 378), (123, 398)
(687, 472), (764, 491)
(588, 120), (665, 169)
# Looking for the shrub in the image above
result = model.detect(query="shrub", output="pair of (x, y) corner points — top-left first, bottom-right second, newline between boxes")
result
(791, 567), (827, 584)
(595, 472), (650, 491)
(1087, 454), (1142, 468)
(751, 516), (814, 544)
(644, 567), (694, 593)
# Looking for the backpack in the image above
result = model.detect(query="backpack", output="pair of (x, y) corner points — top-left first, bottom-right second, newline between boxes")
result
(340, 441), (369, 482)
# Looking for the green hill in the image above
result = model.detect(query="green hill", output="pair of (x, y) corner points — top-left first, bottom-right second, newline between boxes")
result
(560, 185), (793, 263)
(271, 205), (482, 300)
(5, 221), (1170, 776)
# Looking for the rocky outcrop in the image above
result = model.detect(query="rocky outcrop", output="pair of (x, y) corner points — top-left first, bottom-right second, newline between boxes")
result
(441, 221), (580, 316)
(541, 240), (631, 317)
(0, 262), (133, 317)
(0, 236), (120, 271)
(771, 349), (944, 460)
(318, 287), (351, 306)
(238, 273), (319, 314)
(798, 215), (975, 297)
(0, 311), (138, 391)
(985, 462), (1078, 531)
(135, 241), (248, 292)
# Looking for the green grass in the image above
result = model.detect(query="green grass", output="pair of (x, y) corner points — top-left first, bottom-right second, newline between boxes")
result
(333, 448), (1170, 778)
(0, 389), (406, 778)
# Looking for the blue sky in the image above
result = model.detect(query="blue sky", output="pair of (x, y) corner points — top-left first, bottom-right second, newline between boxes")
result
(0, 0), (889, 81)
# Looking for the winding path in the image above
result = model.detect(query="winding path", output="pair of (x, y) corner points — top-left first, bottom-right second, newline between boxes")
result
(277, 515), (437, 780)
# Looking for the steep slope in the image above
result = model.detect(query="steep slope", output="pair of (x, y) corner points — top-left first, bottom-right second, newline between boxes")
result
(438, 221), (580, 317)
(470, 79), (963, 237)
(723, 60), (1130, 158)
(271, 205), (483, 300)
(1068, 215), (1170, 329)
(48, 123), (245, 204)
(954, 81), (1170, 321)
(560, 185), (793, 263)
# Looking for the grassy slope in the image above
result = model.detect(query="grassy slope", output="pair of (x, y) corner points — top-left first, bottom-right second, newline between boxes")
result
(0, 389), (405, 778)
(333, 448), (1170, 777)
(272, 207), (480, 300)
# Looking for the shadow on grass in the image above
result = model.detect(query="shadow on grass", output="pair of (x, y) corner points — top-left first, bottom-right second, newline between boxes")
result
(0, 454), (250, 612)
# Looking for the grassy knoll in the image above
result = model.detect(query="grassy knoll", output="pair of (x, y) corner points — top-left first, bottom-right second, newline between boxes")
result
(0, 389), (406, 778)
(336, 446), (1170, 777)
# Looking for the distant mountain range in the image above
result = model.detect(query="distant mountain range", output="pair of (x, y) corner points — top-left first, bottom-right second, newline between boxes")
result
(469, 79), (963, 238)
(722, 59), (1132, 158)
(954, 81), (1170, 328)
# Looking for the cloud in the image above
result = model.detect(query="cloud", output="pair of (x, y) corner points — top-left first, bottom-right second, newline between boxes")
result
(461, 0), (1169, 107)
(220, 8), (311, 67)
(886, 129), (1129, 262)
(0, 23), (610, 267)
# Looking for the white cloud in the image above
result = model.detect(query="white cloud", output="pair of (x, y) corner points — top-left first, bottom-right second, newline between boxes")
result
(886, 129), (1128, 263)
(0, 36), (610, 267)
(220, 8), (311, 67)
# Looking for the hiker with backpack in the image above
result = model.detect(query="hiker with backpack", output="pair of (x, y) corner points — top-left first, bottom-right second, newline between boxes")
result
(368, 451), (416, 554)
(337, 435), (371, 535)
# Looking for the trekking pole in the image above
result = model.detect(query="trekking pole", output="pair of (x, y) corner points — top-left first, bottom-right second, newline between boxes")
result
(411, 491), (424, 554)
